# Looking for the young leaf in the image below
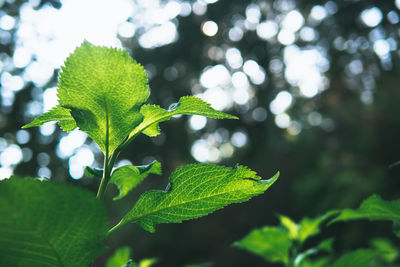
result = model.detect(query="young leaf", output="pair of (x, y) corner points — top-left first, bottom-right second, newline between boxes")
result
(113, 164), (279, 233)
(0, 177), (109, 267)
(235, 226), (291, 264)
(131, 96), (237, 137)
(22, 105), (77, 132)
(331, 249), (381, 267)
(84, 166), (103, 178)
(106, 247), (134, 267)
(57, 41), (149, 153)
(279, 214), (327, 244)
(110, 161), (162, 200)
(330, 194), (400, 223)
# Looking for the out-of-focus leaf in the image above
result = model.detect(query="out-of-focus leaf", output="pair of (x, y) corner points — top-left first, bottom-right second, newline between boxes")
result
(116, 164), (279, 233)
(297, 257), (331, 267)
(109, 161), (161, 200)
(138, 258), (158, 267)
(107, 247), (134, 267)
(331, 249), (381, 267)
(294, 238), (334, 267)
(0, 177), (109, 267)
(235, 226), (291, 264)
(393, 221), (400, 238)
(370, 238), (398, 263)
(280, 215), (298, 239)
(331, 195), (400, 223)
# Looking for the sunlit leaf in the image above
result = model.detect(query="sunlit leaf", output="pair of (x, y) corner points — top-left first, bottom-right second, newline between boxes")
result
(110, 161), (161, 200)
(131, 96), (237, 137)
(22, 105), (76, 132)
(107, 247), (134, 267)
(235, 226), (291, 264)
(331, 195), (400, 223)
(57, 41), (149, 153)
(116, 164), (279, 233)
(0, 177), (109, 267)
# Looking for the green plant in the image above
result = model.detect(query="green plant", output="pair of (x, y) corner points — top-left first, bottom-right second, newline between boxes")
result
(0, 41), (279, 266)
(235, 194), (400, 266)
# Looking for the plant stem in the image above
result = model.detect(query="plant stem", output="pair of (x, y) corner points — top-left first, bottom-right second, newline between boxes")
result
(107, 221), (124, 237)
(96, 153), (110, 199)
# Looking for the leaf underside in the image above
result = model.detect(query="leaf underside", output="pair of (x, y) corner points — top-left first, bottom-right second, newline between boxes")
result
(110, 161), (162, 200)
(132, 96), (237, 138)
(22, 105), (77, 132)
(0, 177), (109, 267)
(119, 164), (279, 233)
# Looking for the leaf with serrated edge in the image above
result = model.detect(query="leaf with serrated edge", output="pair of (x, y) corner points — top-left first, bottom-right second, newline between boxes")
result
(22, 105), (77, 132)
(0, 177), (109, 267)
(57, 41), (149, 153)
(110, 161), (161, 200)
(131, 96), (237, 137)
(331, 194), (400, 224)
(117, 164), (278, 233)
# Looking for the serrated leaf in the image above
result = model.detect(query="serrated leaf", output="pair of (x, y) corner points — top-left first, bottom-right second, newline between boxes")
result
(331, 195), (400, 224)
(235, 226), (291, 264)
(131, 96), (237, 137)
(22, 105), (77, 132)
(84, 166), (103, 178)
(57, 41), (149, 153)
(0, 177), (109, 267)
(116, 164), (278, 233)
(331, 249), (381, 267)
(110, 161), (162, 200)
(106, 247), (135, 267)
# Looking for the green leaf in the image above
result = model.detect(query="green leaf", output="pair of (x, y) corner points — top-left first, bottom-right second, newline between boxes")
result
(110, 161), (162, 200)
(279, 215), (298, 239)
(393, 221), (400, 238)
(279, 214), (326, 243)
(57, 41), (149, 153)
(235, 226), (291, 264)
(131, 96), (237, 137)
(294, 238), (334, 267)
(138, 258), (158, 267)
(84, 166), (103, 178)
(107, 247), (134, 267)
(0, 177), (109, 267)
(331, 194), (400, 223)
(115, 164), (278, 233)
(370, 238), (398, 263)
(22, 105), (77, 132)
(331, 249), (381, 267)
(297, 216), (325, 243)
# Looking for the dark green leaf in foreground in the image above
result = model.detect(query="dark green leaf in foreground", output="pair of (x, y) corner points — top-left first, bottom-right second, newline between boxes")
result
(0, 177), (109, 267)
(57, 41), (149, 153)
(331, 194), (400, 223)
(114, 164), (278, 233)
(331, 249), (381, 267)
(22, 105), (77, 132)
(131, 96), (237, 137)
(106, 247), (135, 267)
(110, 161), (161, 200)
(235, 226), (291, 264)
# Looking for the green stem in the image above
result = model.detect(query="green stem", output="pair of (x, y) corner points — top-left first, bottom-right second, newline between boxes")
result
(96, 152), (110, 199)
(107, 221), (125, 237)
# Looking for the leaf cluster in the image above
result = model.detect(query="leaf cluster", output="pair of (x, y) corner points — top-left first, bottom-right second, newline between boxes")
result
(235, 194), (400, 266)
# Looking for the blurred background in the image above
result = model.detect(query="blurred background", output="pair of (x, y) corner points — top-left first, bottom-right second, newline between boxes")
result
(0, 0), (399, 266)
